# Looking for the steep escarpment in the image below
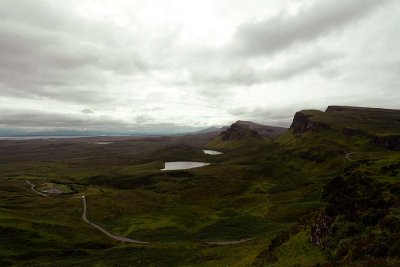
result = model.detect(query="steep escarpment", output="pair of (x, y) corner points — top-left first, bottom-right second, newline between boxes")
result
(309, 170), (400, 264)
(324, 105), (400, 135)
(326, 105), (400, 115)
(233, 121), (287, 138)
(207, 120), (287, 149)
(207, 121), (287, 150)
(220, 122), (263, 141)
(370, 135), (400, 151)
(253, 105), (400, 266)
(290, 110), (330, 134)
(3, 105), (400, 267)
(220, 120), (287, 140)
(290, 106), (400, 151)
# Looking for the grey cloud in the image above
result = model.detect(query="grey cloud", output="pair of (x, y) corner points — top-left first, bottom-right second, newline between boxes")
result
(228, 106), (298, 127)
(129, 123), (202, 133)
(190, 49), (342, 86)
(0, 109), (201, 133)
(0, 3), (147, 105)
(0, 110), (125, 130)
(148, 0), (390, 92)
(136, 107), (166, 113)
(231, 0), (389, 56)
(135, 115), (153, 124)
(151, 107), (165, 111)
(0, 1), (73, 32)
(0, 0), (398, 131)
(81, 109), (95, 114)
(181, 0), (385, 89)
(0, 19), (144, 76)
(265, 50), (343, 81)
(0, 83), (112, 105)
(191, 64), (258, 86)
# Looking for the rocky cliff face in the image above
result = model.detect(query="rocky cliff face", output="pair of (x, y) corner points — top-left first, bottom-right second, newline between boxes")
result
(234, 121), (287, 137)
(326, 105), (400, 114)
(290, 111), (330, 134)
(342, 128), (369, 137)
(291, 107), (400, 151)
(219, 122), (262, 141)
(370, 135), (400, 151)
(219, 121), (287, 141)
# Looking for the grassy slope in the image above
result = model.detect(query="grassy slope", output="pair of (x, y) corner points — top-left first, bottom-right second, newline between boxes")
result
(300, 107), (400, 135)
(1, 107), (399, 266)
(0, 135), (325, 266)
(253, 107), (400, 266)
(0, 137), (316, 266)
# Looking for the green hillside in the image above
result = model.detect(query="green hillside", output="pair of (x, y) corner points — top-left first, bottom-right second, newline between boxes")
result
(0, 106), (399, 266)
(254, 106), (400, 266)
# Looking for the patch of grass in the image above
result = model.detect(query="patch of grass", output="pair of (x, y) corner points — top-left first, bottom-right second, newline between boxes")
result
(271, 230), (327, 267)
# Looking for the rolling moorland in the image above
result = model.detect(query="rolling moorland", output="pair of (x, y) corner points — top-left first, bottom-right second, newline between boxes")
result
(0, 106), (399, 266)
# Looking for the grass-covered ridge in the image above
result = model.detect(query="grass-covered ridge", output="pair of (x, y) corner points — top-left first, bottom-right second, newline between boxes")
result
(292, 106), (400, 135)
(254, 106), (400, 266)
(1, 106), (399, 266)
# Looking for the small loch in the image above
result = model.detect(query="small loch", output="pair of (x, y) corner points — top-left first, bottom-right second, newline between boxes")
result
(203, 150), (223, 155)
(161, 161), (210, 171)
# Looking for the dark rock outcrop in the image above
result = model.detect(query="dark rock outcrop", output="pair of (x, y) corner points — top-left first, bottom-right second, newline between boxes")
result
(326, 105), (400, 114)
(220, 123), (262, 141)
(234, 121), (287, 137)
(219, 121), (287, 141)
(290, 111), (330, 134)
(370, 135), (400, 151)
(342, 128), (369, 137)
(311, 211), (332, 249)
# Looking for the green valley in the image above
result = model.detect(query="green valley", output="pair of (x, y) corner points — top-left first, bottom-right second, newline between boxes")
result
(1, 106), (399, 266)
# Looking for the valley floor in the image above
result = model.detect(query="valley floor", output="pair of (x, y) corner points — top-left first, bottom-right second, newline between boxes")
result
(1, 114), (399, 267)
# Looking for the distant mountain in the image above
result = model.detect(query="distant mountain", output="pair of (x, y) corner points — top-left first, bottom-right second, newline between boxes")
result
(0, 129), (177, 137)
(219, 121), (263, 141)
(194, 126), (226, 134)
(4, 105), (400, 266)
(233, 120), (287, 138)
(207, 120), (288, 149)
(219, 120), (287, 141)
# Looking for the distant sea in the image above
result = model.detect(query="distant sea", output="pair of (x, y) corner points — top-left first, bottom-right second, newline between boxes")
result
(0, 136), (90, 140)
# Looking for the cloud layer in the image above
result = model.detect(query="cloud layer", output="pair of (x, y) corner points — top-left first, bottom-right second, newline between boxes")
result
(0, 0), (398, 131)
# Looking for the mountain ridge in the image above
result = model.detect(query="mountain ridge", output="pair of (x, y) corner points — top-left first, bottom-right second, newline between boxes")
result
(1, 105), (400, 266)
(290, 105), (400, 150)
(207, 120), (288, 149)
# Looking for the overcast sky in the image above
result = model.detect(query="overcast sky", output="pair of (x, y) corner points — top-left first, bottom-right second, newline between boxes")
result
(0, 0), (399, 132)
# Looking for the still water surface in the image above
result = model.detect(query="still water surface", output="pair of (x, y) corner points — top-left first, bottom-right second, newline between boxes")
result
(203, 150), (223, 155)
(161, 161), (210, 171)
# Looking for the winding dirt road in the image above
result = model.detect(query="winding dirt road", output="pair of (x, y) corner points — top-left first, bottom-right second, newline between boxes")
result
(345, 152), (354, 161)
(81, 196), (148, 244)
(206, 238), (253, 245)
(25, 181), (253, 245)
(82, 196), (252, 245)
(26, 180), (49, 198)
